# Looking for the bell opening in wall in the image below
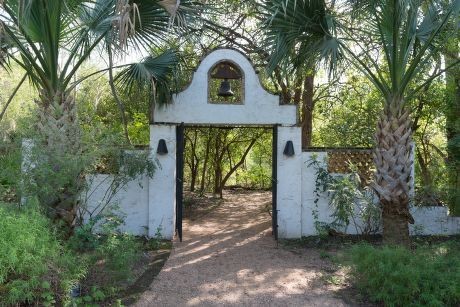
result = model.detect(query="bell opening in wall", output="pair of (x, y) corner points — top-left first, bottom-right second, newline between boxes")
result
(208, 61), (243, 104)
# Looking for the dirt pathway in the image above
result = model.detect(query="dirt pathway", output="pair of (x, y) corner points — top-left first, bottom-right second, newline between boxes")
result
(134, 191), (353, 306)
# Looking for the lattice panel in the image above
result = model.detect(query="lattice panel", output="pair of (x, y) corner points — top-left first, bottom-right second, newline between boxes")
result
(327, 150), (375, 185)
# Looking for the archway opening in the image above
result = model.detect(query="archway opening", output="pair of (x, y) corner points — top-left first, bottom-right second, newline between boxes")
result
(177, 125), (277, 242)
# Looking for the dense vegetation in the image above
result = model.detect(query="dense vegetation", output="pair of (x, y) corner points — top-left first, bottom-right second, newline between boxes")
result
(347, 242), (460, 306)
(0, 0), (459, 304)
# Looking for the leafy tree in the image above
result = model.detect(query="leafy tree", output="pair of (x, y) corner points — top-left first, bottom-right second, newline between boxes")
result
(184, 127), (271, 198)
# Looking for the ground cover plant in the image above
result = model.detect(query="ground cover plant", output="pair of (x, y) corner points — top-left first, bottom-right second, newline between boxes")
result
(0, 111), (164, 305)
(281, 235), (460, 307)
(0, 203), (85, 306)
(347, 240), (460, 307)
(0, 199), (169, 305)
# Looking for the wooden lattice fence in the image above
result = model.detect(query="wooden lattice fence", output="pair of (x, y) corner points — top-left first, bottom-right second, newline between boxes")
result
(305, 148), (375, 185)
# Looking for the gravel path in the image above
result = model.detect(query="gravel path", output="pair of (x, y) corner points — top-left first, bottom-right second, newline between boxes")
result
(134, 191), (352, 307)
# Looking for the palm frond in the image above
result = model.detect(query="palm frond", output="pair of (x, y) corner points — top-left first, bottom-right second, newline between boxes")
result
(124, 0), (205, 52)
(262, 0), (343, 76)
(115, 49), (179, 105)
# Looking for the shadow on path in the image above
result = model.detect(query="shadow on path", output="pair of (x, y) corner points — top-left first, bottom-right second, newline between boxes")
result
(134, 190), (351, 307)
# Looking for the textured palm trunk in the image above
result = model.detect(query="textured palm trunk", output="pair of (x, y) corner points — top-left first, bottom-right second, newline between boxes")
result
(373, 100), (414, 246)
(35, 90), (83, 235)
(301, 74), (315, 149)
(445, 51), (460, 216)
(37, 91), (81, 153)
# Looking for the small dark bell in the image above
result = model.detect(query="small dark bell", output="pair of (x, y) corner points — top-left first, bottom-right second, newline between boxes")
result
(283, 141), (295, 157)
(157, 139), (168, 155)
(218, 79), (234, 97)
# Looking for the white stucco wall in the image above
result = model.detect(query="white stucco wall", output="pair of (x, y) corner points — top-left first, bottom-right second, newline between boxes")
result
(82, 148), (460, 239)
(301, 151), (460, 236)
(276, 126), (302, 238)
(410, 206), (460, 235)
(149, 124), (177, 239)
(153, 49), (297, 126)
(83, 174), (149, 235)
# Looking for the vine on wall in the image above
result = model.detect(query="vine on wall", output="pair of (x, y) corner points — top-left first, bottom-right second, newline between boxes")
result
(308, 156), (381, 236)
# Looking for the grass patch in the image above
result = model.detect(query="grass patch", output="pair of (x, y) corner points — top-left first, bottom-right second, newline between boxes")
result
(0, 203), (85, 306)
(279, 234), (383, 250)
(345, 241), (460, 307)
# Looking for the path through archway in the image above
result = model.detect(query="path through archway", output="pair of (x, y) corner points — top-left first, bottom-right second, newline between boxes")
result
(134, 189), (350, 306)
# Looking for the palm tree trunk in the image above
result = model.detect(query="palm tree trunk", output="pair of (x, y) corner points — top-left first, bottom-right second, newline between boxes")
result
(373, 103), (414, 246)
(35, 90), (83, 235)
(301, 74), (315, 148)
(445, 49), (460, 216)
(36, 90), (81, 155)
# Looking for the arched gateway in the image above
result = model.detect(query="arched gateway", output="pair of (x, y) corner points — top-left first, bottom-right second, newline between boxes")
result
(148, 48), (303, 240)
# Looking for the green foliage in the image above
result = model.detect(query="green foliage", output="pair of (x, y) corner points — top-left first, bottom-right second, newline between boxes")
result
(308, 157), (381, 235)
(313, 75), (381, 147)
(183, 127), (272, 194)
(0, 64), (37, 135)
(71, 285), (123, 306)
(76, 67), (152, 146)
(236, 135), (273, 189)
(0, 203), (85, 305)
(128, 113), (150, 145)
(145, 226), (165, 251)
(347, 242), (460, 307)
(70, 202), (142, 284)
(96, 233), (141, 281)
(308, 156), (335, 236)
(0, 141), (21, 203)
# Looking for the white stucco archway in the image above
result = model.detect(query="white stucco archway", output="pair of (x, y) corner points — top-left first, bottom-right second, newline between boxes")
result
(81, 49), (459, 240)
(148, 48), (302, 240)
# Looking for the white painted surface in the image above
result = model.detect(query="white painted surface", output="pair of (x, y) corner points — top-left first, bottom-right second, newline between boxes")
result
(149, 125), (177, 239)
(410, 206), (460, 235)
(301, 152), (329, 236)
(277, 126), (302, 238)
(81, 148), (460, 238)
(153, 49), (297, 126)
(300, 151), (460, 236)
(83, 174), (149, 235)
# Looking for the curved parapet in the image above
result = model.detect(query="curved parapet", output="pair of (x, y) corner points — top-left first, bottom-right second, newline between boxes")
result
(153, 48), (297, 126)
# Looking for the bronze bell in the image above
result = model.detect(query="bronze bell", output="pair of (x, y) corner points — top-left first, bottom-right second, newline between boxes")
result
(211, 62), (242, 98)
(218, 79), (234, 97)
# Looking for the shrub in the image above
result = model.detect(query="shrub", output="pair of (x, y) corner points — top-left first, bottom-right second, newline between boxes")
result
(347, 242), (460, 307)
(96, 233), (141, 281)
(0, 142), (21, 203)
(308, 157), (381, 235)
(0, 203), (86, 305)
(69, 206), (142, 286)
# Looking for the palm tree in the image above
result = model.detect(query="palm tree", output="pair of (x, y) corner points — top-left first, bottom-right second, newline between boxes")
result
(0, 0), (204, 232)
(262, 0), (340, 148)
(264, 0), (460, 245)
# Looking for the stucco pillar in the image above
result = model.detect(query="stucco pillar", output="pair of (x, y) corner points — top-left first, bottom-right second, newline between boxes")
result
(149, 124), (177, 239)
(277, 126), (302, 238)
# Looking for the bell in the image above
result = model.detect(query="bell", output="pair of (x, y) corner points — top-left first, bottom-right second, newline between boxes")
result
(211, 62), (242, 80)
(283, 141), (295, 157)
(218, 79), (234, 97)
(157, 139), (168, 155)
